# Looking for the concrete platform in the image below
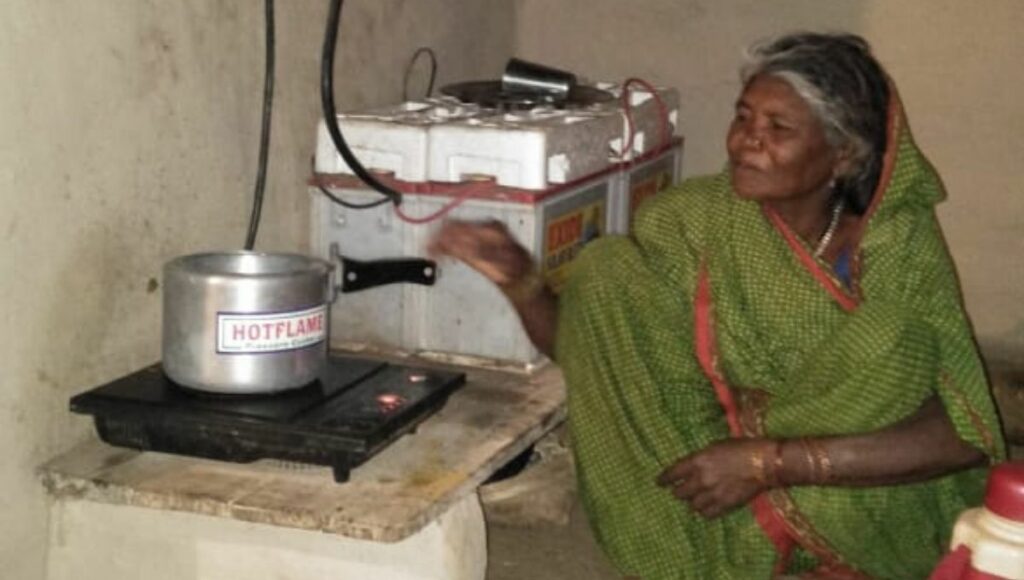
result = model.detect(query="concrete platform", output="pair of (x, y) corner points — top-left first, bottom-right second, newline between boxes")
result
(40, 353), (567, 580)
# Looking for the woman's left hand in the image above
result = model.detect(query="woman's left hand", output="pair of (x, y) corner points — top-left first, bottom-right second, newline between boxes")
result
(656, 439), (777, 519)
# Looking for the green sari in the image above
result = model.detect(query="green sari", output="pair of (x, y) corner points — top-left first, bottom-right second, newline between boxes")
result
(555, 92), (1005, 579)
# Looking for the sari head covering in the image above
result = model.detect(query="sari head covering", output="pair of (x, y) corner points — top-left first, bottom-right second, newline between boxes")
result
(555, 34), (1005, 580)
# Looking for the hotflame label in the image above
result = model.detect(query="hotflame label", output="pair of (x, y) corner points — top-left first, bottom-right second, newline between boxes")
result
(217, 304), (327, 354)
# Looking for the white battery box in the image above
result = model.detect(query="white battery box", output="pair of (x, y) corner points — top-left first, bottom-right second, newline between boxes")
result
(309, 173), (616, 366)
(314, 98), (487, 181)
(426, 107), (623, 190)
(315, 82), (680, 191)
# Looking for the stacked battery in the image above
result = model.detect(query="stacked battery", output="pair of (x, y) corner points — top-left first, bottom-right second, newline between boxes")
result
(311, 84), (683, 367)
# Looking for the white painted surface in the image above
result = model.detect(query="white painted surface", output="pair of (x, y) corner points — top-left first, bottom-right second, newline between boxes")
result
(47, 492), (486, 580)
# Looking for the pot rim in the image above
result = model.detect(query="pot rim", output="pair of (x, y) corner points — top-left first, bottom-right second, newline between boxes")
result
(165, 250), (334, 281)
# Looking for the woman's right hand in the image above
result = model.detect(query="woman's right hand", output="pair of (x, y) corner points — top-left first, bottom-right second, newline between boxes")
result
(429, 219), (558, 358)
(428, 219), (535, 289)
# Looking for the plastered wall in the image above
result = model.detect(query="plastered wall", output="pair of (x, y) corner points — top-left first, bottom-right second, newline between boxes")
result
(0, 1), (513, 578)
(515, 0), (1024, 357)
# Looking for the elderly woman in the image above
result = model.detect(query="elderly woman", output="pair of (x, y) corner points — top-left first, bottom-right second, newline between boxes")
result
(430, 33), (1005, 579)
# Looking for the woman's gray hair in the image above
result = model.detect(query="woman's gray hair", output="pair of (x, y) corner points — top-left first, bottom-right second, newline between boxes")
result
(741, 33), (890, 214)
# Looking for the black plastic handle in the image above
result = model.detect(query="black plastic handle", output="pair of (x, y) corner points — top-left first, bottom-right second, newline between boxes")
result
(337, 256), (437, 293)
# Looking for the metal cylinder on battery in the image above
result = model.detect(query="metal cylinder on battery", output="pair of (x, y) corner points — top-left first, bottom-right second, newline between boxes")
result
(501, 58), (576, 100)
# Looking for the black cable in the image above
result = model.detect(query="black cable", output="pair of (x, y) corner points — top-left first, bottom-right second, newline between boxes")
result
(243, 0), (275, 251)
(321, 0), (402, 206)
(402, 47), (438, 101)
(310, 157), (393, 209)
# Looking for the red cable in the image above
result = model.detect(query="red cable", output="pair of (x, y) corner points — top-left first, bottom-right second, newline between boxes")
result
(620, 77), (674, 158)
(392, 181), (492, 224)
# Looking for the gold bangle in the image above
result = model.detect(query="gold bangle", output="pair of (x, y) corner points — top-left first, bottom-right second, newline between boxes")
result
(500, 270), (547, 303)
(750, 447), (768, 486)
(807, 439), (833, 484)
(798, 437), (833, 485)
(768, 439), (784, 487)
(750, 439), (783, 488)
(799, 438), (818, 485)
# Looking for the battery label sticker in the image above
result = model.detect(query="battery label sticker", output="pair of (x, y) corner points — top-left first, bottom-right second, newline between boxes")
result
(543, 201), (605, 293)
(628, 161), (674, 231)
(217, 305), (327, 354)
(630, 171), (671, 215)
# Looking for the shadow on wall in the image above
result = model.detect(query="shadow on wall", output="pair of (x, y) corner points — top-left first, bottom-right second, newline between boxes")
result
(37, 218), (162, 450)
(987, 352), (1024, 447)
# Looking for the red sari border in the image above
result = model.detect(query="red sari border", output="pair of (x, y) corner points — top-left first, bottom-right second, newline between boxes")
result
(760, 206), (861, 312)
(694, 265), (743, 437)
(760, 80), (904, 313)
(694, 265), (795, 571)
(694, 266), (871, 579)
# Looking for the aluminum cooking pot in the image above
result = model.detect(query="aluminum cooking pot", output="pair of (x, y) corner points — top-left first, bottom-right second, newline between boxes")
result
(162, 246), (434, 394)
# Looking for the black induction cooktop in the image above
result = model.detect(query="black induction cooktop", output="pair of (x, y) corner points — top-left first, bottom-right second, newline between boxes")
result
(69, 355), (465, 482)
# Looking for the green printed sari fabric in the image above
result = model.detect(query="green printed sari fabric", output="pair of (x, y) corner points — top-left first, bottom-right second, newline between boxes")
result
(554, 97), (1005, 579)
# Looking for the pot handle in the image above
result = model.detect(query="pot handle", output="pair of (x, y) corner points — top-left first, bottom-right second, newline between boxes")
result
(329, 243), (437, 296)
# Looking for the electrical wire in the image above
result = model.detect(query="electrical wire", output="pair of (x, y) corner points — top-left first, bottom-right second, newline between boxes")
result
(321, 0), (402, 207)
(310, 157), (394, 209)
(392, 181), (492, 225)
(243, 0), (275, 250)
(312, 154), (490, 221)
(402, 47), (438, 101)
(617, 77), (674, 162)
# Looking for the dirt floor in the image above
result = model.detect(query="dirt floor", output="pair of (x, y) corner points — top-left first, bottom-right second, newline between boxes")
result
(486, 498), (620, 580)
(480, 429), (621, 579)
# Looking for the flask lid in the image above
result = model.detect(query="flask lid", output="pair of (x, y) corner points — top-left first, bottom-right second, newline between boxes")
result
(984, 461), (1024, 522)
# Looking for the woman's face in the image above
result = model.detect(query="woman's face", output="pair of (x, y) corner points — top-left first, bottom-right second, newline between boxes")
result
(726, 74), (844, 204)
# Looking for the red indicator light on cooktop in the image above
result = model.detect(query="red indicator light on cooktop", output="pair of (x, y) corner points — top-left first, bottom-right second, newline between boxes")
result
(377, 393), (405, 413)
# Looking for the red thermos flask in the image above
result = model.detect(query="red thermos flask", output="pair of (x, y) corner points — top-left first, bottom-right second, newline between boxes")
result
(931, 461), (1024, 580)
